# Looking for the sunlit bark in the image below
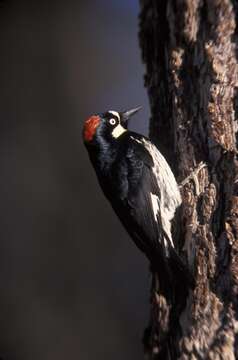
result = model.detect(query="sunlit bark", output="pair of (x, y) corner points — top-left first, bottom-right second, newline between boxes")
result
(139, 1), (238, 358)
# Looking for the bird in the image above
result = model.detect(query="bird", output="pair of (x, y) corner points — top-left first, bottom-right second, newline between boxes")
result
(82, 107), (192, 297)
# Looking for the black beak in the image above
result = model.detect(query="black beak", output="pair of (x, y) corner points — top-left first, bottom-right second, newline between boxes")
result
(121, 106), (142, 124)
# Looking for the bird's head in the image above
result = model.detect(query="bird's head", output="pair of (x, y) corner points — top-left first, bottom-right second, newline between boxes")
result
(82, 107), (141, 145)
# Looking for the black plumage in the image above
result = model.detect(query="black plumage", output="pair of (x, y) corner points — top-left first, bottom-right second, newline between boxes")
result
(83, 108), (192, 294)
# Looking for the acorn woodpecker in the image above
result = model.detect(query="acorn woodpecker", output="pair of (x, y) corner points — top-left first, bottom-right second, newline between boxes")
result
(83, 107), (190, 292)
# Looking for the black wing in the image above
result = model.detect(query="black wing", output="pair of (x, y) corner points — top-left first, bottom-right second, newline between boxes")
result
(111, 137), (168, 261)
(106, 134), (193, 289)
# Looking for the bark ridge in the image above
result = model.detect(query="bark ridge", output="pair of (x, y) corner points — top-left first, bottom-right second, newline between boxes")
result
(139, 0), (238, 358)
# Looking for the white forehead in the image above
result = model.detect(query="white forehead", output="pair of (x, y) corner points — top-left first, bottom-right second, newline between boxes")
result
(108, 111), (120, 120)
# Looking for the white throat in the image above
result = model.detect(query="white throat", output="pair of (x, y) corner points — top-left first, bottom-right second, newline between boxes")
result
(112, 124), (127, 138)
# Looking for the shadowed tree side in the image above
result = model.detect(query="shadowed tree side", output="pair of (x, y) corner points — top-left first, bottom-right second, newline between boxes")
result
(139, 0), (238, 358)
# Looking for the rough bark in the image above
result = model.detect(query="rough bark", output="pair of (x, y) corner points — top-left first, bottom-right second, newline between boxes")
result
(139, 0), (238, 359)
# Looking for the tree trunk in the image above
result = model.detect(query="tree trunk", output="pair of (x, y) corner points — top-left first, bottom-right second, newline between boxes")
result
(139, 0), (238, 359)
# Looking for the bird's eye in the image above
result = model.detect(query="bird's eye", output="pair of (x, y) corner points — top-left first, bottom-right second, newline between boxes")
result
(109, 118), (116, 126)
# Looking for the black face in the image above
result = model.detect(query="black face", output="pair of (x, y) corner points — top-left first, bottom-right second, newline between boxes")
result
(101, 111), (121, 129)
(98, 107), (142, 136)
(91, 110), (127, 145)
(83, 108), (141, 149)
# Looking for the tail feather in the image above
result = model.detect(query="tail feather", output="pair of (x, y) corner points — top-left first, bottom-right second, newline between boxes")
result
(150, 246), (194, 308)
(168, 248), (194, 289)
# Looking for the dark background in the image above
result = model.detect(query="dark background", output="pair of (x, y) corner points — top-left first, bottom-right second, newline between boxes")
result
(0, 1), (150, 359)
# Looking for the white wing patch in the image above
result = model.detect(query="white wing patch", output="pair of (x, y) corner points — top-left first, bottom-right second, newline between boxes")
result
(112, 124), (127, 138)
(108, 111), (120, 120)
(150, 193), (160, 221)
(131, 136), (182, 249)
